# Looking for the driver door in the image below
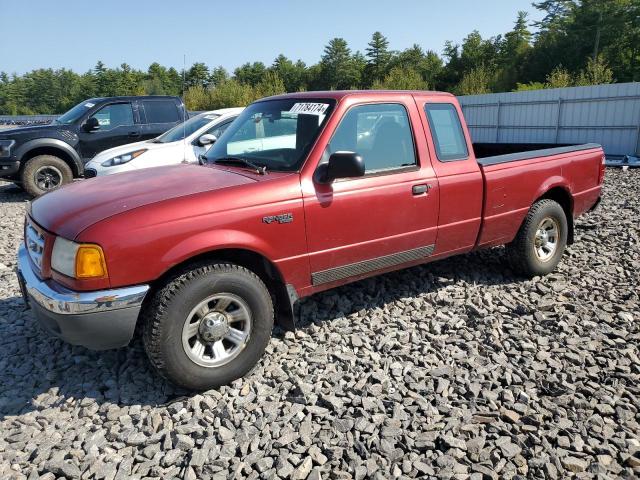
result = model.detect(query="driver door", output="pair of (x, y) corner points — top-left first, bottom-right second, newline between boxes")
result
(302, 101), (439, 288)
(77, 102), (138, 160)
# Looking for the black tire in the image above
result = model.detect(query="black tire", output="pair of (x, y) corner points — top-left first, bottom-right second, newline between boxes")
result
(21, 155), (73, 197)
(506, 199), (568, 277)
(142, 262), (274, 391)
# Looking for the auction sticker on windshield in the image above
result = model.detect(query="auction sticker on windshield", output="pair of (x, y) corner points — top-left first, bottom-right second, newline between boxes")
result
(290, 103), (329, 115)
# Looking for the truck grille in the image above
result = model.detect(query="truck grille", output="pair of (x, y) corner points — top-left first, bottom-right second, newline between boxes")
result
(25, 217), (45, 271)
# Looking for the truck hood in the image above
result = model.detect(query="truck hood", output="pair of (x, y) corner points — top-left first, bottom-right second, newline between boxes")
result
(31, 164), (258, 239)
(0, 123), (57, 138)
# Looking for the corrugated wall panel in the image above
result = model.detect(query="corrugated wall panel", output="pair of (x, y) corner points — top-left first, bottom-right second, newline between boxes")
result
(459, 82), (640, 156)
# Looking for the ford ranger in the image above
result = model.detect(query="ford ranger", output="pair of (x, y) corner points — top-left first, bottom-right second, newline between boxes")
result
(16, 91), (605, 390)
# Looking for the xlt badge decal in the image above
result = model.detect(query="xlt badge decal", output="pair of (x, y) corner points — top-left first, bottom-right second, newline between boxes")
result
(262, 213), (293, 224)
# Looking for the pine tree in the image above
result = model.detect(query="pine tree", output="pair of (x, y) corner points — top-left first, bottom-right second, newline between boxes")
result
(365, 32), (392, 84)
(318, 38), (360, 90)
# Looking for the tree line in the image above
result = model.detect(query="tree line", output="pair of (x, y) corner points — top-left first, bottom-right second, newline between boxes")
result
(1, 0), (638, 114)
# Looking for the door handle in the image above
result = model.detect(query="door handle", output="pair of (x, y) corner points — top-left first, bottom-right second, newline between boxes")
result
(412, 184), (432, 195)
(128, 131), (140, 137)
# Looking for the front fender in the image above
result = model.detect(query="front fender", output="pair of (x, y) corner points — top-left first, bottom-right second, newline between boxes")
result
(15, 138), (83, 175)
(160, 228), (276, 272)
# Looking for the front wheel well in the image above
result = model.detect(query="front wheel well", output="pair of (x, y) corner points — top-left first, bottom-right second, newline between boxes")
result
(21, 147), (80, 177)
(537, 187), (574, 244)
(150, 248), (296, 330)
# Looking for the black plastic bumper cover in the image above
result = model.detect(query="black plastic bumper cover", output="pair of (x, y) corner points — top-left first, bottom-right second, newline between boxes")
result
(29, 299), (141, 350)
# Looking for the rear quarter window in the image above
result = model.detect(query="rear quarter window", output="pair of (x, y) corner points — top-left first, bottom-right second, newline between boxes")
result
(424, 103), (468, 162)
(143, 100), (180, 124)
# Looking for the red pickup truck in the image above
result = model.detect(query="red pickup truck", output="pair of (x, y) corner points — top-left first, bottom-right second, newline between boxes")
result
(17, 91), (604, 390)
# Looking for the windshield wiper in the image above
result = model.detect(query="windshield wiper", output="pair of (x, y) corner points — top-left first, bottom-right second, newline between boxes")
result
(213, 157), (267, 175)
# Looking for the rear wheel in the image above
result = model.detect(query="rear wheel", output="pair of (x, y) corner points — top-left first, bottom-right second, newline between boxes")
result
(506, 199), (568, 277)
(142, 262), (274, 390)
(22, 155), (73, 196)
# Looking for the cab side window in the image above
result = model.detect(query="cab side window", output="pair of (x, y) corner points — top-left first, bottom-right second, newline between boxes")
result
(327, 103), (416, 173)
(143, 100), (180, 124)
(90, 103), (134, 130)
(424, 103), (468, 161)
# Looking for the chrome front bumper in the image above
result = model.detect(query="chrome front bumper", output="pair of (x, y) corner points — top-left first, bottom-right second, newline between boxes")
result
(17, 245), (150, 350)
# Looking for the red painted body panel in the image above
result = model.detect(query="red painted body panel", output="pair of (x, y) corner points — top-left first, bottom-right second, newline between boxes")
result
(413, 94), (483, 256)
(28, 91), (604, 298)
(477, 148), (603, 248)
(31, 164), (257, 239)
(299, 93), (439, 294)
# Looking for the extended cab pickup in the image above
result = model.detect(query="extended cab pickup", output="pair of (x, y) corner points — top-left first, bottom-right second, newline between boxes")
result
(0, 96), (186, 196)
(17, 91), (605, 390)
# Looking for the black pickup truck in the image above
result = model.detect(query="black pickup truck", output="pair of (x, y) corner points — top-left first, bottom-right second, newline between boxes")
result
(0, 96), (186, 196)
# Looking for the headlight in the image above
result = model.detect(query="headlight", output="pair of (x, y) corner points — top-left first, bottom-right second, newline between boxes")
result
(52, 236), (108, 279)
(0, 139), (15, 158)
(101, 149), (146, 167)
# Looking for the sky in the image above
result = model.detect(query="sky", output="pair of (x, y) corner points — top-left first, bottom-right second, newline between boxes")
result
(0, 0), (543, 75)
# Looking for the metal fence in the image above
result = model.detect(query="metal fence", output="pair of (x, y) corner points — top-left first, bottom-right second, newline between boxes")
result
(458, 82), (640, 158)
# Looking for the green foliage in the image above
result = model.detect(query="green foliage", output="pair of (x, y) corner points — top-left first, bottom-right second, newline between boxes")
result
(515, 81), (547, 91)
(316, 38), (362, 90)
(575, 55), (614, 86)
(371, 67), (428, 90)
(365, 32), (392, 85)
(183, 85), (209, 111)
(527, 0), (639, 83)
(234, 62), (267, 87)
(271, 55), (306, 92)
(546, 66), (574, 88)
(255, 71), (286, 98)
(0, 3), (636, 114)
(456, 66), (493, 95)
(515, 56), (614, 91)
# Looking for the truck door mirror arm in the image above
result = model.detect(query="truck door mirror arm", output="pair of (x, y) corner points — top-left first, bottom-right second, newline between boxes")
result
(314, 151), (365, 184)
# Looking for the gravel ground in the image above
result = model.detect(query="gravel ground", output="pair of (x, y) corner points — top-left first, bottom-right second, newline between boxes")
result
(0, 171), (638, 480)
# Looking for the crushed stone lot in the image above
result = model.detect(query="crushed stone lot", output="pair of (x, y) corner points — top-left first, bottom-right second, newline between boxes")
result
(0, 170), (638, 480)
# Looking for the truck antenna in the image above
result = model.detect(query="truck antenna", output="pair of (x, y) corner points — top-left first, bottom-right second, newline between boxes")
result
(182, 54), (187, 163)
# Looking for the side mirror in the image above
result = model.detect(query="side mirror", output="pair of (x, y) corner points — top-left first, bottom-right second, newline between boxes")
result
(198, 134), (217, 146)
(315, 151), (365, 184)
(83, 117), (100, 132)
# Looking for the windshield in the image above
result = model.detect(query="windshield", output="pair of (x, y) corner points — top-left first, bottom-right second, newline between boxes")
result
(204, 98), (335, 172)
(155, 113), (220, 143)
(56, 100), (96, 124)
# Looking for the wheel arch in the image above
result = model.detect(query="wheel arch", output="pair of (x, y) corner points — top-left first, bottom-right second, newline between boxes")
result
(150, 247), (297, 330)
(535, 186), (574, 245)
(17, 139), (83, 177)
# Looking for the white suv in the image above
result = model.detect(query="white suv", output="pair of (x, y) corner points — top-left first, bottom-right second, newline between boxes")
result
(84, 108), (243, 177)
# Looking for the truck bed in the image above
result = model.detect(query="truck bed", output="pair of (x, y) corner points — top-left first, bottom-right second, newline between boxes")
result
(473, 142), (604, 250)
(473, 142), (602, 166)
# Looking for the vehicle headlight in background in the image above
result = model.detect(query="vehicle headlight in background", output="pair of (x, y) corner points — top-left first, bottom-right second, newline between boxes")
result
(0, 139), (15, 158)
(100, 149), (147, 167)
(52, 236), (108, 279)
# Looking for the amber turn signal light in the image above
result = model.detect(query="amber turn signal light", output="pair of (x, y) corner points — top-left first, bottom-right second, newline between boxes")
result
(75, 245), (108, 278)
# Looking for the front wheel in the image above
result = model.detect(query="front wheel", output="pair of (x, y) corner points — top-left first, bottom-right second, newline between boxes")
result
(142, 262), (274, 390)
(21, 155), (73, 196)
(506, 199), (568, 277)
